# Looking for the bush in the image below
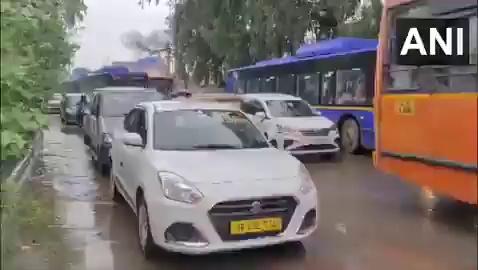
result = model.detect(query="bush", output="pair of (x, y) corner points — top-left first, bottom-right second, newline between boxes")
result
(1, 0), (85, 160)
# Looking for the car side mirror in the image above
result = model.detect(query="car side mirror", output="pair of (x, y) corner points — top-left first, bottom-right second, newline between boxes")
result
(122, 133), (143, 147)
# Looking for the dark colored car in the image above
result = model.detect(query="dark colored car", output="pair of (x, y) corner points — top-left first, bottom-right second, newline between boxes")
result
(60, 93), (88, 125)
(170, 90), (192, 99)
(42, 93), (63, 114)
(82, 87), (167, 175)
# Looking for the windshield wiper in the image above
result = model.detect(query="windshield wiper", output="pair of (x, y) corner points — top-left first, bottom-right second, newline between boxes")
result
(192, 144), (241, 149)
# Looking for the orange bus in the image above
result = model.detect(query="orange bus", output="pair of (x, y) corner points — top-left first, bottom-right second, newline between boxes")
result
(374, 0), (477, 204)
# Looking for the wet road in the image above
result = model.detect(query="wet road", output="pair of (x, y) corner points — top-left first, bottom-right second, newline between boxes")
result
(16, 115), (477, 270)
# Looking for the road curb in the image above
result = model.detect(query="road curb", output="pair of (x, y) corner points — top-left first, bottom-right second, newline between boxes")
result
(4, 131), (43, 186)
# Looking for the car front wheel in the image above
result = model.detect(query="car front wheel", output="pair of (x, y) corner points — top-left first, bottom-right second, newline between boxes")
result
(137, 196), (155, 259)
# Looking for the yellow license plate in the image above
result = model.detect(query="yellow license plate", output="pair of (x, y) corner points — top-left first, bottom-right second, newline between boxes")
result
(230, 217), (282, 235)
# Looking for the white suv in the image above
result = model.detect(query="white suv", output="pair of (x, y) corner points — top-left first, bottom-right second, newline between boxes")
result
(239, 93), (340, 156)
(110, 100), (318, 257)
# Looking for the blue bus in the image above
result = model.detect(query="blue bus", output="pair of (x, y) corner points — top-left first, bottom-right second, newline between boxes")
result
(225, 37), (377, 154)
(64, 66), (173, 95)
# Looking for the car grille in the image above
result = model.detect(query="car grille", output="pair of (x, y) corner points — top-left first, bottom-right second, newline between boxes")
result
(208, 196), (297, 241)
(292, 144), (337, 151)
(300, 129), (330, 136)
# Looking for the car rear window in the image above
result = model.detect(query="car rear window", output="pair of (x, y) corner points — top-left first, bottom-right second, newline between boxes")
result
(101, 92), (165, 117)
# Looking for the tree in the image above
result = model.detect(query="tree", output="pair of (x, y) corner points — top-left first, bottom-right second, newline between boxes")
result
(140, 0), (377, 86)
(1, 0), (86, 159)
(338, 0), (383, 38)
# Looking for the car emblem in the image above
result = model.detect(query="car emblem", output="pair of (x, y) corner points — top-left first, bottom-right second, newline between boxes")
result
(250, 201), (262, 214)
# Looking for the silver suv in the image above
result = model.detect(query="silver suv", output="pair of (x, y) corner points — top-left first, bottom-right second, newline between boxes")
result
(82, 87), (166, 175)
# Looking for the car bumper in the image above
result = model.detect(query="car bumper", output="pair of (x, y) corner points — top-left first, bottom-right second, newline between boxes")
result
(146, 184), (318, 254)
(276, 131), (340, 155)
(47, 106), (61, 114)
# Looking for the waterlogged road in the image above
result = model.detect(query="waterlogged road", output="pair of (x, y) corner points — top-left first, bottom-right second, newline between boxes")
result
(16, 115), (477, 270)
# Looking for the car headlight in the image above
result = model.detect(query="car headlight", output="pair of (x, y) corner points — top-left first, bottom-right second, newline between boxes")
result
(158, 171), (203, 204)
(329, 123), (337, 131)
(102, 133), (113, 144)
(299, 164), (315, 194)
(277, 124), (295, 134)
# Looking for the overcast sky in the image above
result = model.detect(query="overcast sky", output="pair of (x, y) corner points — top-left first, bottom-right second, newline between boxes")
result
(73, 0), (169, 70)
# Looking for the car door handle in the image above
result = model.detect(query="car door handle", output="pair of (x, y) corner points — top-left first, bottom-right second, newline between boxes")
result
(120, 161), (124, 167)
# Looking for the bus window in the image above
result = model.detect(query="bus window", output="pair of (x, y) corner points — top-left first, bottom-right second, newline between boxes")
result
(297, 73), (319, 105)
(321, 71), (336, 105)
(263, 76), (277, 93)
(277, 74), (296, 95)
(387, 3), (477, 93)
(246, 78), (260, 93)
(336, 69), (370, 105)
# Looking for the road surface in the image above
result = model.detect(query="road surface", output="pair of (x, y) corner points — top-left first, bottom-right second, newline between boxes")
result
(13, 115), (477, 270)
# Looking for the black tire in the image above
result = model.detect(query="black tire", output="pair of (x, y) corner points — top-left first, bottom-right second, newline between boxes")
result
(323, 151), (343, 162)
(340, 119), (361, 154)
(137, 196), (155, 259)
(101, 163), (110, 176)
(83, 134), (90, 146)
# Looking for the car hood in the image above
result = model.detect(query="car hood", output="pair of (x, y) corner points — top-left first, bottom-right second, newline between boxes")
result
(275, 116), (333, 130)
(152, 148), (301, 184)
(101, 117), (124, 136)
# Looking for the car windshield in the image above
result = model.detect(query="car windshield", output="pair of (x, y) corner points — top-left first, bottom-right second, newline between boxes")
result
(265, 100), (315, 117)
(153, 110), (270, 151)
(102, 92), (164, 117)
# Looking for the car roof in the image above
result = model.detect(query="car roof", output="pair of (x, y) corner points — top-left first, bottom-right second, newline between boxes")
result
(241, 93), (302, 101)
(93, 89), (158, 95)
(94, 86), (154, 92)
(189, 93), (243, 102)
(142, 100), (242, 112)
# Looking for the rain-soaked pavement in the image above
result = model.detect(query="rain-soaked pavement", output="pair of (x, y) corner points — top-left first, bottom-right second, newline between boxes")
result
(14, 115), (477, 270)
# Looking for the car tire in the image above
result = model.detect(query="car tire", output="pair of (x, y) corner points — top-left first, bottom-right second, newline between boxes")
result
(340, 119), (361, 154)
(137, 196), (155, 259)
(83, 135), (90, 146)
(101, 163), (110, 176)
(323, 151), (343, 162)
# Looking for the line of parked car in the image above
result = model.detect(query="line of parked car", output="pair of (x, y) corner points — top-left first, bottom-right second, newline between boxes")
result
(51, 86), (344, 257)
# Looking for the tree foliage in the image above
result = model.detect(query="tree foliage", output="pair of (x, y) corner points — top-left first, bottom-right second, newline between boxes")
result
(142, 0), (382, 86)
(338, 0), (383, 38)
(1, 0), (85, 160)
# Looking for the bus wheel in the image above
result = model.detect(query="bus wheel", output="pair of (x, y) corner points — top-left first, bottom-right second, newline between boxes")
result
(341, 119), (361, 154)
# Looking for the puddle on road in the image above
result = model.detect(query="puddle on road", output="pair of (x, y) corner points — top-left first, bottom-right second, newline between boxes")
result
(8, 123), (115, 270)
(7, 117), (476, 270)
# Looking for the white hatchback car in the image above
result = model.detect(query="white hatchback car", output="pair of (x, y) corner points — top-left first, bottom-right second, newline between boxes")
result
(110, 101), (318, 257)
(239, 94), (340, 156)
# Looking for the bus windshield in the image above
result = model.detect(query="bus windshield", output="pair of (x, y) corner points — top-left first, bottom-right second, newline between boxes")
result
(387, 0), (477, 92)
